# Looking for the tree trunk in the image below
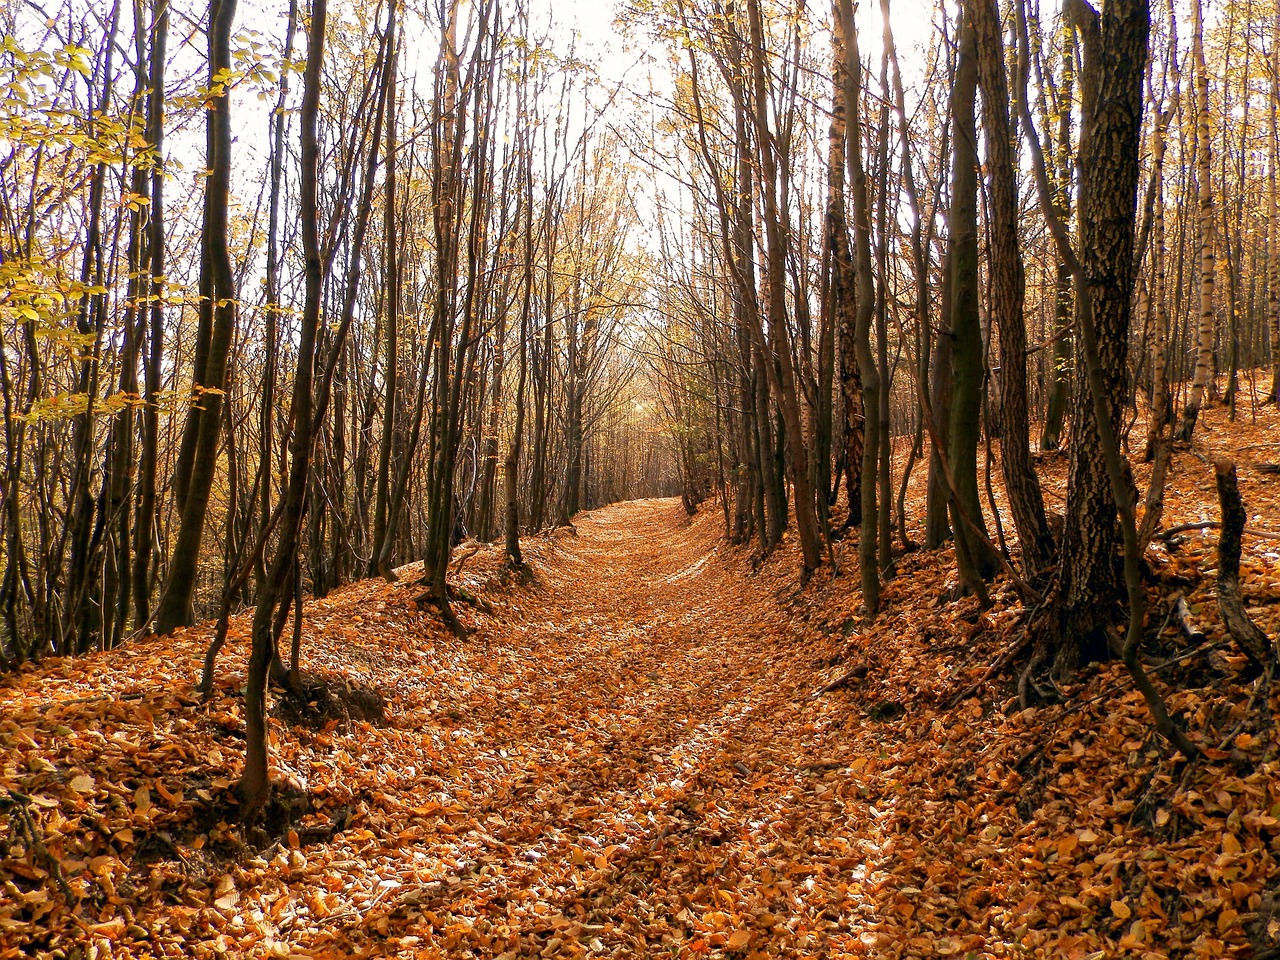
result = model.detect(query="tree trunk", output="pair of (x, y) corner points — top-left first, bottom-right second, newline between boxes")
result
(829, 1), (863, 534)
(1269, 0), (1279, 405)
(744, 0), (823, 581)
(1056, 0), (1143, 667)
(839, 0), (881, 613)
(1175, 0), (1216, 443)
(1039, 27), (1074, 453)
(370, 16), (399, 577)
(944, 8), (997, 591)
(239, 0), (324, 814)
(970, 0), (1055, 577)
(1144, 71), (1173, 460)
(154, 0), (238, 635)
(1213, 461), (1275, 667)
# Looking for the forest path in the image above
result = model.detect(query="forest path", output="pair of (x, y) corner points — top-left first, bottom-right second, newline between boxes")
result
(329, 497), (884, 956)
(4, 497), (895, 960)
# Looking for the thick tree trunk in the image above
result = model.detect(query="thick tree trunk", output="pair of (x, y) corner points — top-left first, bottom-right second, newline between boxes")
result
(839, 0), (880, 613)
(970, 0), (1055, 578)
(830, 1), (863, 534)
(1056, 0), (1143, 667)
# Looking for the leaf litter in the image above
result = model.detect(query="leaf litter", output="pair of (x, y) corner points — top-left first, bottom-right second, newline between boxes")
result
(1, 402), (1279, 959)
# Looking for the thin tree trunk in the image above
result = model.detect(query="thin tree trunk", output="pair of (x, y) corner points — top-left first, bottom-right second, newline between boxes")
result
(839, 0), (881, 613)
(944, 7), (997, 592)
(155, 0), (239, 636)
(132, 0), (168, 628)
(1269, 0), (1279, 404)
(1175, 0), (1216, 442)
(1038, 18), (1075, 454)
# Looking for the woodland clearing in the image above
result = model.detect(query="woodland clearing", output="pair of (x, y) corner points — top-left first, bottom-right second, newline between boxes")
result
(3, 402), (1280, 960)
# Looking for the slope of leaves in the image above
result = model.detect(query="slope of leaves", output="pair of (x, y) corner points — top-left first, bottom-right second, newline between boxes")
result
(2, 403), (1278, 959)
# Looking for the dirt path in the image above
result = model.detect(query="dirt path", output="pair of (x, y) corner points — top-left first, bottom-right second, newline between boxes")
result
(323, 499), (887, 958)
(5, 497), (901, 960)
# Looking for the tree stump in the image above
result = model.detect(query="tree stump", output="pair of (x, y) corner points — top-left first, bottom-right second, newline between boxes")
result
(1214, 460), (1275, 668)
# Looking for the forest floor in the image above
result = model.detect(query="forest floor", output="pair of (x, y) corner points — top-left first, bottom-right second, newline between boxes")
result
(3, 400), (1280, 960)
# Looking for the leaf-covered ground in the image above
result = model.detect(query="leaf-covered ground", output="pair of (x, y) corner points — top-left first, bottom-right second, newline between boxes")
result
(3, 401), (1280, 959)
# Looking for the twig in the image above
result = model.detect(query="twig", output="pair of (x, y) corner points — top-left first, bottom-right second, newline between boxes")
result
(807, 663), (870, 700)
(943, 626), (1035, 709)
(1156, 520), (1280, 542)
(1216, 664), (1273, 751)
(2, 791), (77, 904)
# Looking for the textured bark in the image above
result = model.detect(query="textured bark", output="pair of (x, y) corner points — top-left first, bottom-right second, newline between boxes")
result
(839, 0), (880, 613)
(1143, 80), (1172, 460)
(1057, 0), (1142, 664)
(1269, 2), (1280, 405)
(970, 0), (1054, 578)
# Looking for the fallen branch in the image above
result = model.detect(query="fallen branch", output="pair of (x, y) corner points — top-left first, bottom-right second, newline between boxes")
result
(450, 544), (483, 577)
(944, 627), (1035, 709)
(1170, 595), (1207, 645)
(807, 663), (870, 699)
(1155, 521), (1280, 542)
